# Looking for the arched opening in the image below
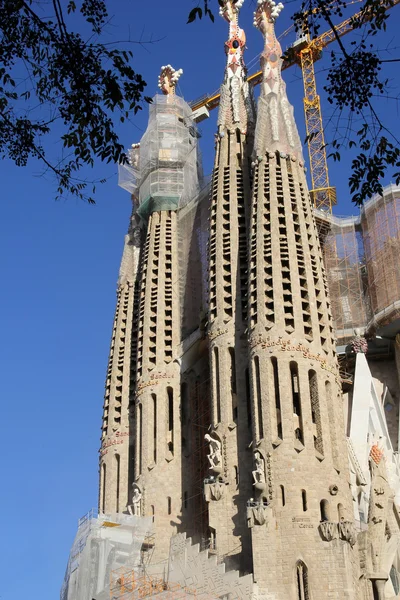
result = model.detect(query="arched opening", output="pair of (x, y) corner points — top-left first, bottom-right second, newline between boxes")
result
(320, 499), (330, 522)
(271, 357), (282, 439)
(302, 489), (308, 512)
(101, 463), (106, 513)
(214, 347), (221, 423)
(115, 454), (120, 512)
(337, 503), (345, 521)
(296, 561), (310, 600)
(308, 370), (323, 455)
(152, 394), (157, 463)
(290, 362), (304, 445)
(245, 367), (252, 427)
(229, 348), (238, 421)
(138, 404), (143, 474)
(254, 356), (264, 440)
(280, 485), (286, 507)
(167, 387), (174, 454)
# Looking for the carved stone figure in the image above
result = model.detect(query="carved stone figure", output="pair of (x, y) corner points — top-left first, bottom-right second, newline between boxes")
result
(127, 485), (142, 516)
(205, 434), (222, 471)
(252, 451), (266, 486)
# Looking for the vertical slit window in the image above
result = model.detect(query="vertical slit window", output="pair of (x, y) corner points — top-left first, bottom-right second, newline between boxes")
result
(152, 394), (157, 463)
(168, 496), (172, 515)
(245, 368), (252, 427)
(308, 370), (324, 456)
(214, 347), (221, 423)
(139, 404), (143, 475)
(280, 485), (286, 507)
(167, 387), (174, 454)
(115, 454), (120, 512)
(290, 362), (304, 445)
(229, 348), (238, 421)
(296, 561), (310, 600)
(302, 489), (308, 512)
(254, 356), (264, 440)
(320, 499), (330, 522)
(101, 463), (106, 514)
(271, 357), (282, 440)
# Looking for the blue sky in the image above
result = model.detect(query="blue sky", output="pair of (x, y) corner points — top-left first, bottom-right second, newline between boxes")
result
(1, 2), (400, 599)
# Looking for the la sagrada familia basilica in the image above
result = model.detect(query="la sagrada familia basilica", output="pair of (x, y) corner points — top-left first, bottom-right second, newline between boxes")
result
(61, 1), (400, 599)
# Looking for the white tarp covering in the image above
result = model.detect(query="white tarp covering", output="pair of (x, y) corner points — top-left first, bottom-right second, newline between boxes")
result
(61, 510), (152, 600)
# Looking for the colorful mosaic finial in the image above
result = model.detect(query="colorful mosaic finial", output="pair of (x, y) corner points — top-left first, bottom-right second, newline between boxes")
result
(216, 0), (254, 134)
(253, 0), (284, 29)
(219, 0), (245, 23)
(158, 65), (183, 95)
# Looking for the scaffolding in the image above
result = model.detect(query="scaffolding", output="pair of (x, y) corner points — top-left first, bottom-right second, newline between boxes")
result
(315, 209), (368, 345)
(119, 95), (203, 221)
(361, 184), (400, 330)
(110, 569), (198, 600)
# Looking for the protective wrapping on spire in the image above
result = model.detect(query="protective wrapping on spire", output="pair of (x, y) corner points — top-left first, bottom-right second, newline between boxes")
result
(217, 0), (255, 134)
(253, 0), (303, 160)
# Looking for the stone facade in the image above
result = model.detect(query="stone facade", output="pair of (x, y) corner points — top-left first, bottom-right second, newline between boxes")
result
(97, 1), (400, 598)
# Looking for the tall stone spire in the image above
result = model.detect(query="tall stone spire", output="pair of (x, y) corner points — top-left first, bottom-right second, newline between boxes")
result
(205, 0), (255, 570)
(245, 1), (359, 597)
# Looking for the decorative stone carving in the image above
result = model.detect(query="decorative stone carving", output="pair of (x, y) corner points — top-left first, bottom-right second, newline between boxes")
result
(127, 484), (142, 516)
(247, 500), (270, 528)
(338, 521), (357, 547)
(319, 521), (339, 542)
(252, 451), (266, 491)
(205, 433), (222, 473)
(329, 484), (339, 496)
(204, 478), (225, 502)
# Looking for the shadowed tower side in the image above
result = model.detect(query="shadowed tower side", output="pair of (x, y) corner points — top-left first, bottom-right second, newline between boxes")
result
(246, 1), (359, 597)
(204, 0), (256, 571)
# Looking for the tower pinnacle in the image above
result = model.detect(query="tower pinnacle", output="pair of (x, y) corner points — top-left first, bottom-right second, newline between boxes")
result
(253, 0), (302, 159)
(217, 0), (254, 134)
(157, 64), (183, 96)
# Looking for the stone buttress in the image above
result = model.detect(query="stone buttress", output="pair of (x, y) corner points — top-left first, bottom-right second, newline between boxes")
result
(245, 1), (359, 598)
(204, 0), (256, 571)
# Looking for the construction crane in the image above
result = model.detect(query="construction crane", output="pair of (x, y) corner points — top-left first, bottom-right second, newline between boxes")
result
(190, 0), (400, 211)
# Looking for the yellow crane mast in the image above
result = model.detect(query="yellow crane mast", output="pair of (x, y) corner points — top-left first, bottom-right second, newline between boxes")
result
(190, 0), (399, 212)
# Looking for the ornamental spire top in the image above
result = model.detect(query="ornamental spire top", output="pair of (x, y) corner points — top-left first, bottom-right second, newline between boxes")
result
(217, 0), (255, 134)
(219, 0), (244, 23)
(252, 0), (303, 159)
(158, 65), (183, 96)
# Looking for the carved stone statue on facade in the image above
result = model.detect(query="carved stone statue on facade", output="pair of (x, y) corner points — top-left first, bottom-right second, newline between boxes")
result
(127, 484), (142, 516)
(252, 451), (266, 488)
(205, 434), (222, 471)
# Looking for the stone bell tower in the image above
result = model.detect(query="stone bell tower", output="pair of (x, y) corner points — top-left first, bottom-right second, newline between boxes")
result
(204, 0), (256, 570)
(245, 0), (359, 597)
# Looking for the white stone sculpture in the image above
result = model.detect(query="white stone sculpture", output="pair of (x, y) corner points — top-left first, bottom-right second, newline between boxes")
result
(127, 485), (142, 516)
(252, 451), (266, 485)
(205, 434), (222, 470)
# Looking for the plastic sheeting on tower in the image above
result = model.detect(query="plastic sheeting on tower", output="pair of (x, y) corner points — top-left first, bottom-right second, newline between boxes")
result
(118, 95), (203, 221)
(60, 510), (152, 600)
